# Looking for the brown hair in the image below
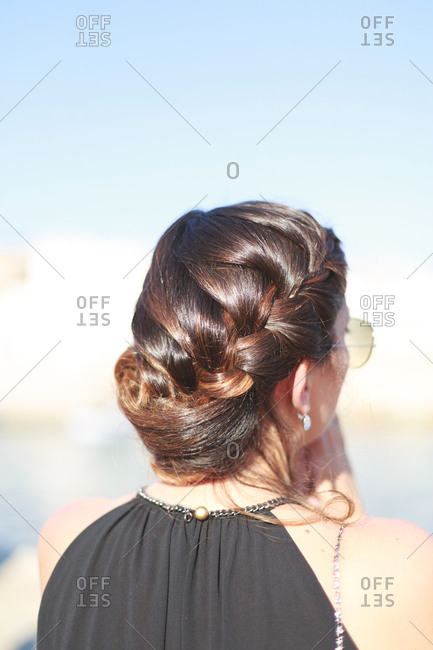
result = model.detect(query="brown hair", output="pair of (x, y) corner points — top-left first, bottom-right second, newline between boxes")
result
(114, 200), (353, 525)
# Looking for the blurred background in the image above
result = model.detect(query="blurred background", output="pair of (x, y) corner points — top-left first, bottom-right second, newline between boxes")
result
(1, 1), (432, 648)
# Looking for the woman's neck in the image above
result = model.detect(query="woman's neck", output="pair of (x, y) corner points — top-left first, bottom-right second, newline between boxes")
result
(145, 461), (288, 511)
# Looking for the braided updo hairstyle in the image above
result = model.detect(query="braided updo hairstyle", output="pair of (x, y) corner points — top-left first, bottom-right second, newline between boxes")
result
(114, 200), (352, 524)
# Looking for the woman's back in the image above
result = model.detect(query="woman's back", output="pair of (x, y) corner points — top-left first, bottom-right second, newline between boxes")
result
(37, 486), (433, 650)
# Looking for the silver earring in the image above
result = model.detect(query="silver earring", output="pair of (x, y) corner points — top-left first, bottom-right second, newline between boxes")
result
(297, 409), (311, 431)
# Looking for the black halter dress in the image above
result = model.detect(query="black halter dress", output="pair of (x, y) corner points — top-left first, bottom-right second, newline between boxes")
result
(36, 488), (359, 649)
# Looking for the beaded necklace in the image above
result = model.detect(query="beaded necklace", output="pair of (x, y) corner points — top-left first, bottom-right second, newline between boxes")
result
(137, 486), (293, 522)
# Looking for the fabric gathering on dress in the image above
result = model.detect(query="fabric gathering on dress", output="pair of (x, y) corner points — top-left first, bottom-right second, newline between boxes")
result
(37, 489), (359, 650)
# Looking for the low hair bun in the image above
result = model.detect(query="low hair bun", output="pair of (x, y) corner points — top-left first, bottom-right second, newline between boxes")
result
(114, 200), (348, 494)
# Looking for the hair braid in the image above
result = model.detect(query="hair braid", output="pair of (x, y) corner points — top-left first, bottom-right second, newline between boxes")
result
(114, 200), (352, 524)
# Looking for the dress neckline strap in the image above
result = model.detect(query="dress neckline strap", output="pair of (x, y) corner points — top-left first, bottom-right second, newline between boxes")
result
(136, 486), (298, 522)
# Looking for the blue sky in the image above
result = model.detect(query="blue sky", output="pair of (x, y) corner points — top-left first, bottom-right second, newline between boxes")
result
(1, 0), (432, 276)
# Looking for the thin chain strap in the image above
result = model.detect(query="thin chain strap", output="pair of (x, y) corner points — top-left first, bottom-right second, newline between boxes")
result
(333, 523), (346, 649)
(136, 486), (293, 522)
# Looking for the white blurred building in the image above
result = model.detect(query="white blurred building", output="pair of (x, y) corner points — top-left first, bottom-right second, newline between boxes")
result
(1, 240), (432, 434)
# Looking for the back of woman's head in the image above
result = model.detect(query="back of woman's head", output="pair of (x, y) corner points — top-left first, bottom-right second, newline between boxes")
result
(114, 200), (347, 492)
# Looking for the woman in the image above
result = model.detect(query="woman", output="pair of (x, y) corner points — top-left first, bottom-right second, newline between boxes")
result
(37, 201), (433, 649)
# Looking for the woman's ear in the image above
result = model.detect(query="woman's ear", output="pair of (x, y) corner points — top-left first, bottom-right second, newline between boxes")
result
(271, 359), (313, 416)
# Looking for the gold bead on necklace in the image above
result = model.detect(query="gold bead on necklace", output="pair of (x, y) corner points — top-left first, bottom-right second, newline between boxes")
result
(193, 506), (209, 520)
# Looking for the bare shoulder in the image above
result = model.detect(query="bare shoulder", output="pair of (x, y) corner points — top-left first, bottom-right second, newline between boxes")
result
(38, 491), (137, 597)
(344, 515), (433, 560)
(276, 504), (433, 649)
(340, 516), (433, 650)
(340, 515), (433, 588)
